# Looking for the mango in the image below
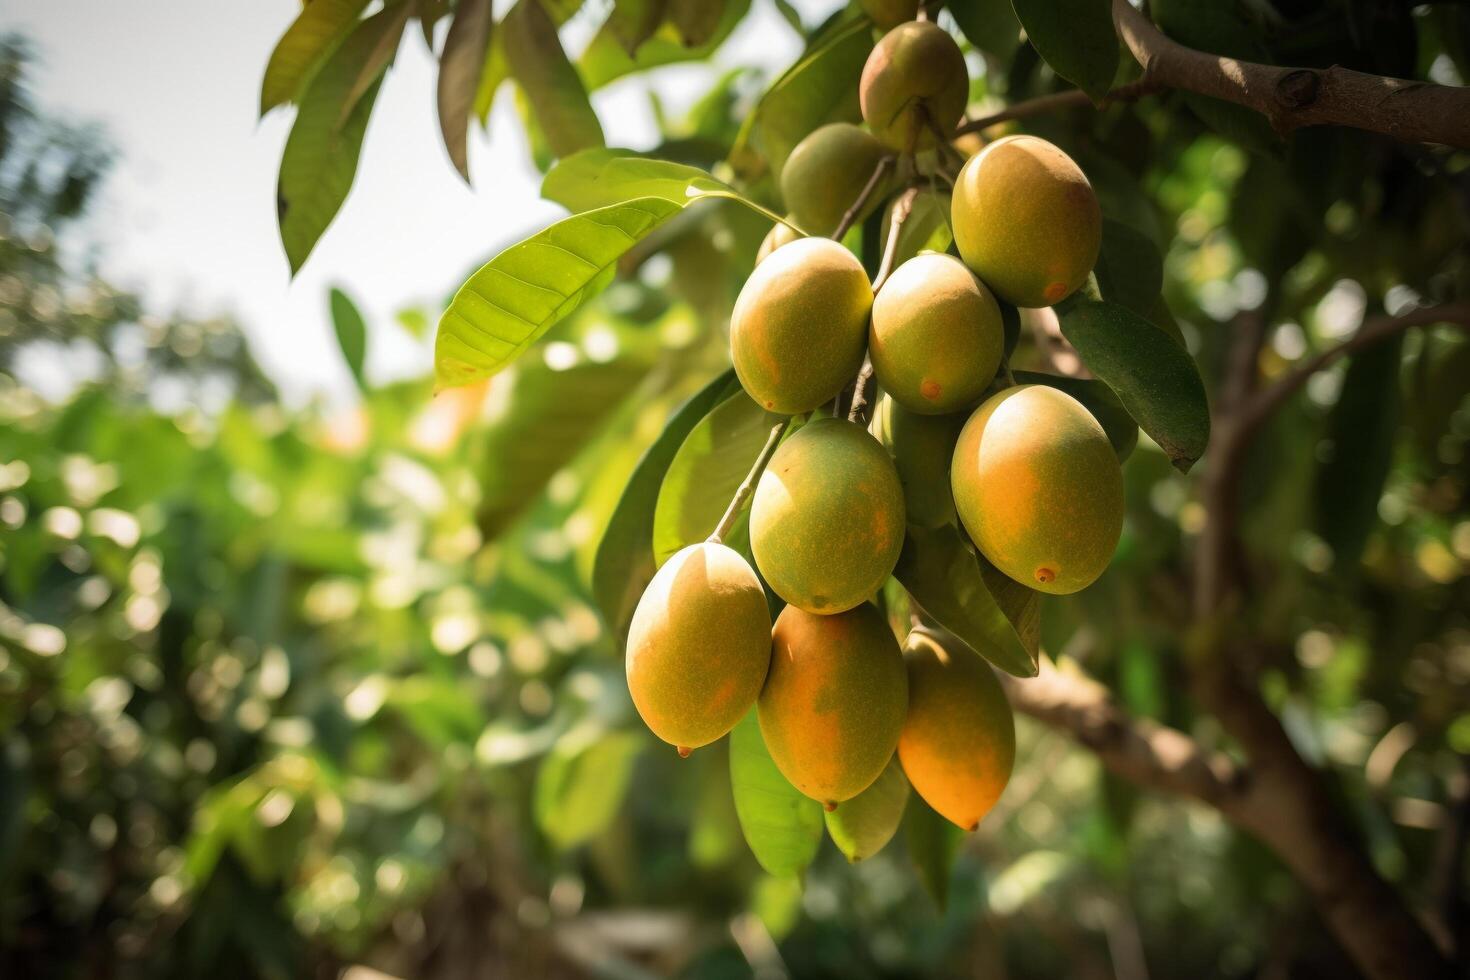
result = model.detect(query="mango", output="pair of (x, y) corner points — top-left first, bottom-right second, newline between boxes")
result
(750, 418), (905, 614)
(730, 237), (872, 414)
(951, 134), (1102, 308)
(759, 603), (908, 808)
(870, 393), (965, 528)
(626, 542), (772, 754)
(860, 0), (919, 29)
(756, 219), (801, 265)
(824, 755), (910, 861)
(950, 384), (1123, 594)
(780, 123), (890, 237)
(859, 21), (969, 151)
(869, 253), (1003, 414)
(898, 626), (1014, 831)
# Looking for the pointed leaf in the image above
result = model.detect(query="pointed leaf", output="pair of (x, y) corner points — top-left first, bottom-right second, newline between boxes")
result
(894, 524), (1038, 678)
(260, 0), (369, 114)
(328, 287), (367, 391)
(825, 756), (909, 862)
(906, 794), (963, 910)
(542, 148), (777, 218)
(730, 711), (823, 877)
(1056, 297), (1211, 472)
(593, 369), (741, 644)
(338, 1), (411, 127)
(668, 0), (725, 47)
(1010, 0), (1118, 102)
(277, 6), (403, 273)
(606, 0), (669, 54)
(580, 0), (751, 89)
(503, 0), (605, 159)
(434, 197), (680, 389)
(437, 0), (495, 179)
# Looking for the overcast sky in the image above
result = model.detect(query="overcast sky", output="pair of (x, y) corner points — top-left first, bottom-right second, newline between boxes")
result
(6, 1), (808, 402)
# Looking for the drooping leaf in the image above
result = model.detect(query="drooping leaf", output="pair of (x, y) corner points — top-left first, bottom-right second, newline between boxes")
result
(593, 369), (741, 645)
(503, 0), (605, 159)
(1315, 334), (1404, 568)
(338, 1), (412, 126)
(436, 0), (495, 179)
(905, 793), (963, 910)
(825, 756), (909, 862)
(977, 553), (1041, 661)
(472, 24), (511, 125)
(581, 0), (751, 89)
(1010, 0), (1118, 102)
(653, 390), (799, 565)
(434, 197), (681, 389)
(606, 0), (669, 54)
(730, 710), (823, 877)
(1056, 298), (1211, 472)
(894, 524), (1038, 678)
(328, 287), (367, 391)
(1013, 371), (1139, 461)
(277, 5), (404, 273)
(542, 149), (776, 218)
(1094, 218), (1164, 322)
(668, 0), (726, 46)
(1150, 0), (1279, 153)
(949, 0), (1022, 59)
(259, 0), (369, 115)
(534, 731), (644, 850)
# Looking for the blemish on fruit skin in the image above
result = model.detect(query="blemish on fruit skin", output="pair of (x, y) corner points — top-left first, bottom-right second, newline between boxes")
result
(1043, 281), (1068, 303)
(677, 745), (692, 758)
(1035, 566), (1056, 584)
(920, 379), (942, 401)
(966, 820), (979, 832)
(823, 800), (838, 812)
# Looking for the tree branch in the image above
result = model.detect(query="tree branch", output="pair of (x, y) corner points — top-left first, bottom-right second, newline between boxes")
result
(953, 78), (1165, 138)
(1111, 0), (1470, 149)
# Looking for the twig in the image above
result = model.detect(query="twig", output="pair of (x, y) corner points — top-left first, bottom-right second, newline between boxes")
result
(845, 187), (918, 424)
(708, 417), (790, 544)
(1111, 0), (1470, 148)
(831, 155), (896, 242)
(954, 77), (1165, 137)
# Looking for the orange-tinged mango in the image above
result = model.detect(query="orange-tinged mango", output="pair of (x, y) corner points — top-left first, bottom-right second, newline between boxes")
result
(952, 134), (1101, 308)
(751, 418), (905, 614)
(730, 238), (872, 414)
(870, 393), (965, 528)
(759, 603), (908, 808)
(780, 123), (890, 237)
(898, 626), (1014, 830)
(859, 21), (968, 151)
(869, 253), (1004, 414)
(951, 384), (1123, 594)
(626, 542), (772, 754)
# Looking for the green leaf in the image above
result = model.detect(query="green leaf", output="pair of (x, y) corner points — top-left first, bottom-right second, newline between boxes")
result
(1056, 298), (1211, 472)
(668, 0), (726, 46)
(825, 756), (909, 862)
(949, 0), (1022, 59)
(503, 0), (605, 159)
(593, 369), (741, 645)
(606, 0), (670, 55)
(534, 731), (644, 850)
(542, 149), (775, 218)
(328, 287), (367, 391)
(1315, 334), (1404, 568)
(277, 5), (404, 274)
(1094, 218), (1163, 321)
(1150, 0), (1279, 153)
(437, 0), (495, 179)
(581, 0), (751, 89)
(905, 793), (963, 911)
(1010, 0), (1118, 102)
(472, 24), (511, 125)
(977, 554), (1041, 661)
(741, 12), (873, 176)
(894, 524), (1038, 677)
(730, 711), (823, 877)
(653, 390), (798, 566)
(260, 0), (369, 115)
(434, 197), (680, 389)
(1013, 371), (1139, 461)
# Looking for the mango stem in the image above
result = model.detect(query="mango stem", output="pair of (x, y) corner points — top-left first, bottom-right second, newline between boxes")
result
(707, 416), (791, 545)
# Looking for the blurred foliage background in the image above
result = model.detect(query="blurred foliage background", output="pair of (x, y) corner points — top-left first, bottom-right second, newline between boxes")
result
(2, 1), (1470, 978)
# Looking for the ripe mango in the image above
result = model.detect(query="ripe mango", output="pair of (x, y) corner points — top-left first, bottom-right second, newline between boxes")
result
(898, 626), (1014, 831)
(869, 253), (1003, 414)
(756, 220), (801, 265)
(859, 0), (919, 29)
(952, 134), (1101, 308)
(780, 123), (890, 237)
(824, 755), (910, 861)
(730, 238), (872, 414)
(859, 21), (968, 151)
(626, 542), (772, 754)
(950, 384), (1123, 594)
(759, 603), (908, 808)
(870, 393), (965, 528)
(751, 418), (905, 614)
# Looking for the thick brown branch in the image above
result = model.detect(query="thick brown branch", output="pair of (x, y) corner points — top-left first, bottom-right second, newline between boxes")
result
(953, 78), (1165, 137)
(1111, 0), (1470, 148)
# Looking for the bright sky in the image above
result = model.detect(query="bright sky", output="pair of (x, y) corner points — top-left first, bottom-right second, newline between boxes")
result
(6, 1), (809, 403)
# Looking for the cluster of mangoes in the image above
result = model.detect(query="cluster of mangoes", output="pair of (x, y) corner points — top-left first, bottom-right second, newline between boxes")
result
(625, 6), (1125, 840)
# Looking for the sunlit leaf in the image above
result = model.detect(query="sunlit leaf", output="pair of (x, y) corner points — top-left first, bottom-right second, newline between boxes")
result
(542, 149), (776, 218)
(259, 0), (369, 115)
(1010, 0), (1118, 102)
(825, 755), (909, 862)
(730, 710), (823, 877)
(436, 0), (494, 179)
(1055, 297), (1211, 472)
(534, 731), (643, 849)
(503, 0), (605, 159)
(328, 287), (367, 391)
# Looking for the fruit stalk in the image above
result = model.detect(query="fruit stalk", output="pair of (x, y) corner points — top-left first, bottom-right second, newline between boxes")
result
(707, 416), (792, 545)
(846, 187), (918, 423)
(831, 154), (896, 242)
